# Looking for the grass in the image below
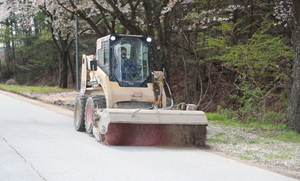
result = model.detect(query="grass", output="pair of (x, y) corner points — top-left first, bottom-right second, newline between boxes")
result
(274, 131), (300, 143)
(206, 112), (300, 143)
(199, 111), (300, 176)
(208, 132), (231, 144)
(0, 84), (74, 93)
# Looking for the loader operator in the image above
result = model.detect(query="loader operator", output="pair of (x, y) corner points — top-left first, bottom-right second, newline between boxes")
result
(117, 46), (141, 80)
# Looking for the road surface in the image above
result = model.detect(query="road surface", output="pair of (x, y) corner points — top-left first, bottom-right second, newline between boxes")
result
(0, 90), (297, 181)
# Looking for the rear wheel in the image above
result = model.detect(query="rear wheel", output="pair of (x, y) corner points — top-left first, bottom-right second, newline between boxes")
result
(85, 95), (106, 134)
(74, 95), (88, 131)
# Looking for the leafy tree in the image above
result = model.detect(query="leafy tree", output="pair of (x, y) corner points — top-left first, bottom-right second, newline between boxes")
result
(10, 0), (80, 88)
(170, 0), (284, 110)
(0, 11), (18, 79)
(206, 21), (292, 120)
(15, 13), (59, 85)
(0, 0), (11, 22)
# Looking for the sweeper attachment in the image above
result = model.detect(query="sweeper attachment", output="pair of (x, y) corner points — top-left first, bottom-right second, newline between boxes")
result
(74, 34), (208, 146)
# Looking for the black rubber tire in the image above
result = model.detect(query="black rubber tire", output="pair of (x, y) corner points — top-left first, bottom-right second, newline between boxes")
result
(74, 95), (88, 131)
(85, 95), (106, 134)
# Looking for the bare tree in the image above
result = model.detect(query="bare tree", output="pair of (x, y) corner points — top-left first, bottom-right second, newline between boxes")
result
(287, 0), (300, 133)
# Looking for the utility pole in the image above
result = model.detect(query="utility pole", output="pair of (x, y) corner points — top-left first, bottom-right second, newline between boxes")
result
(75, 13), (79, 90)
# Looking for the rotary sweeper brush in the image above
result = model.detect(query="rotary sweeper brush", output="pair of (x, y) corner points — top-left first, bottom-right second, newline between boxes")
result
(73, 34), (208, 146)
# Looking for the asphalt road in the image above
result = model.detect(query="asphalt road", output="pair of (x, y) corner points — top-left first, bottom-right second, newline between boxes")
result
(0, 91), (297, 181)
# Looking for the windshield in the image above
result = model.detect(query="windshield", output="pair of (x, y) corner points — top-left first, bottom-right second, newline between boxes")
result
(112, 38), (150, 83)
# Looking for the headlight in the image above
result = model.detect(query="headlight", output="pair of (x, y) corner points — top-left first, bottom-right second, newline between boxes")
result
(110, 36), (116, 41)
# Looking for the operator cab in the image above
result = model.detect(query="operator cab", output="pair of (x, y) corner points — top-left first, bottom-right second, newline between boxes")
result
(96, 35), (152, 87)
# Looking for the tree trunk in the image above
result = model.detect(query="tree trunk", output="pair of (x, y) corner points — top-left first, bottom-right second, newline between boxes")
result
(4, 19), (14, 77)
(59, 51), (68, 88)
(67, 52), (75, 85)
(287, 0), (300, 133)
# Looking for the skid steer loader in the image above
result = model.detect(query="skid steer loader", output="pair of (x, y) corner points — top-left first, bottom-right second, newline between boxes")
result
(74, 34), (208, 146)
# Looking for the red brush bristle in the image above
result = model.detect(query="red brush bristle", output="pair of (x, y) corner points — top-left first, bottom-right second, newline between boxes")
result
(101, 124), (167, 145)
(100, 124), (207, 146)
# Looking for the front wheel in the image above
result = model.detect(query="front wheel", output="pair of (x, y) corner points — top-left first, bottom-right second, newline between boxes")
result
(85, 95), (107, 134)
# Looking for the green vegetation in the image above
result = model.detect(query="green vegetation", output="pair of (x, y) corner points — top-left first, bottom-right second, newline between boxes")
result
(202, 21), (292, 123)
(0, 84), (73, 94)
(207, 112), (300, 144)
(207, 111), (299, 172)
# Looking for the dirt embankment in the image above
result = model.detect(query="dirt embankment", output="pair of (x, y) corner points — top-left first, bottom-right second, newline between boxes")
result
(12, 90), (79, 110)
